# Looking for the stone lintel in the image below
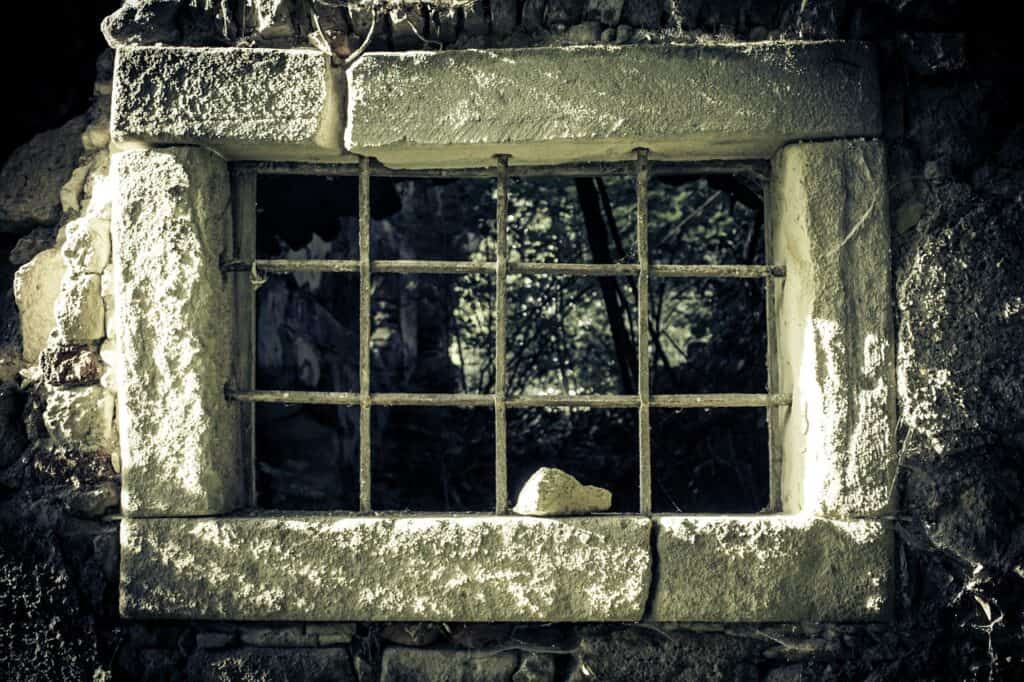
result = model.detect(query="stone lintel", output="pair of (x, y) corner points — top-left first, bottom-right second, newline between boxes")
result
(120, 515), (653, 622)
(346, 42), (881, 168)
(112, 148), (243, 516)
(651, 515), (892, 622)
(770, 139), (897, 517)
(112, 47), (345, 160)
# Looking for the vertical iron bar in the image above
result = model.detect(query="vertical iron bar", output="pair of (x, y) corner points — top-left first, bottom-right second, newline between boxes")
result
(494, 155), (510, 513)
(765, 177), (782, 512)
(358, 156), (372, 512)
(636, 149), (652, 515)
(230, 168), (257, 507)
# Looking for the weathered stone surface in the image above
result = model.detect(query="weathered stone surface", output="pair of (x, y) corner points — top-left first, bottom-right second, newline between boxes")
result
(651, 516), (892, 622)
(346, 42), (881, 168)
(0, 116), (86, 234)
(61, 216), (111, 275)
(103, 0), (236, 47)
(187, 647), (355, 682)
(121, 515), (652, 621)
(570, 627), (762, 681)
(770, 140), (896, 517)
(43, 385), (115, 453)
(13, 247), (66, 363)
(39, 344), (102, 387)
(513, 467), (612, 515)
(54, 273), (104, 344)
(897, 184), (1024, 455)
(112, 47), (343, 159)
(380, 648), (519, 682)
(112, 148), (243, 516)
(491, 0), (519, 35)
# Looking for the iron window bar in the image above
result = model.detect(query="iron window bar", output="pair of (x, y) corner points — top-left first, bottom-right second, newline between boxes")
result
(227, 152), (788, 515)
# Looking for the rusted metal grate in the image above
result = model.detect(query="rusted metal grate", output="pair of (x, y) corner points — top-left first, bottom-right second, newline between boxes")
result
(225, 152), (788, 514)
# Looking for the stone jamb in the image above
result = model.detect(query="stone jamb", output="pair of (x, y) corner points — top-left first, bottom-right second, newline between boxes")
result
(113, 43), (896, 623)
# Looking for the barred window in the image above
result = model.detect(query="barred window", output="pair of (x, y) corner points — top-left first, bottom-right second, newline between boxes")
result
(226, 152), (788, 515)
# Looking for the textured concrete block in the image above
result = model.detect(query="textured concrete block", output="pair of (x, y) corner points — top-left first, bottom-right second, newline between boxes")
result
(112, 148), (243, 516)
(346, 42), (880, 167)
(112, 47), (343, 159)
(651, 516), (892, 622)
(770, 139), (897, 516)
(121, 515), (652, 621)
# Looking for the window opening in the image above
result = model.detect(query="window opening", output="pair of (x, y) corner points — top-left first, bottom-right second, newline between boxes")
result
(226, 153), (789, 515)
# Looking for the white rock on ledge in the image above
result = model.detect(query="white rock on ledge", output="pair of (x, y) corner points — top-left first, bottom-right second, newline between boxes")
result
(512, 467), (612, 516)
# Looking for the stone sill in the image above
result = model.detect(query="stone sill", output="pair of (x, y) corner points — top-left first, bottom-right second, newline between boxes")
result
(121, 513), (890, 623)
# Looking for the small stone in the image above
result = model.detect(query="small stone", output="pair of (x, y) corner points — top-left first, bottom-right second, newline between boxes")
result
(614, 23), (633, 43)
(62, 216), (111, 274)
(55, 273), (105, 344)
(513, 467), (611, 516)
(39, 344), (102, 387)
(0, 116), (86, 234)
(749, 25), (768, 41)
(13, 247), (66, 363)
(566, 21), (602, 43)
(43, 384), (115, 452)
(600, 27), (616, 42)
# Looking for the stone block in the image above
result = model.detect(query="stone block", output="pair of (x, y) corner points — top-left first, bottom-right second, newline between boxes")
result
(43, 384), (116, 452)
(112, 147), (243, 516)
(61, 215), (111, 274)
(346, 42), (881, 168)
(0, 116), (86, 234)
(112, 47), (343, 159)
(54, 273), (105, 344)
(770, 139), (896, 516)
(381, 648), (519, 682)
(650, 516), (892, 622)
(121, 515), (652, 621)
(13, 247), (65, 363)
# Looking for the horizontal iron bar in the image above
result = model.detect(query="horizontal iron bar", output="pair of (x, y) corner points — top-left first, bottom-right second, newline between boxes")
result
(240, 159), (768, 179)
(224, 259), (785, 279)
(227, 389), (791, 409)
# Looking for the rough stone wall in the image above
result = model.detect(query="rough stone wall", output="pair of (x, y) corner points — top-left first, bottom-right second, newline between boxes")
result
(1, 1), (1023, 680)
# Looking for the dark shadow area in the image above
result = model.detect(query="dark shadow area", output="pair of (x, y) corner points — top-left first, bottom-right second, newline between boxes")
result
(254, 172), (767, 512)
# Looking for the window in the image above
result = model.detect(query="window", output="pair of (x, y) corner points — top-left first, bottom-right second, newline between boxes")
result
(113, 42), (895, 623)
(227, 154), (786, 515)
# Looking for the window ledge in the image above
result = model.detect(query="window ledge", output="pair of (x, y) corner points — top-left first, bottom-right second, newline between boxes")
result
(121, 514), (890, 623)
